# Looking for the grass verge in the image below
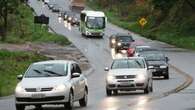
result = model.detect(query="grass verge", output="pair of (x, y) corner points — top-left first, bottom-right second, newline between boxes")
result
(0, 50), (49, 97)
(1, 3), (70, 45)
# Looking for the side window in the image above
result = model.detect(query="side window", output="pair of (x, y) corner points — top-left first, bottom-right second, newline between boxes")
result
(71, 64), (75, 74)
(75, 64), (82, 74)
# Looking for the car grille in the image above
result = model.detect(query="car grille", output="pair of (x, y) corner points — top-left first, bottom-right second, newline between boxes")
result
(25, 87), (53, 92)
(16, 96), (64, 102)
(92, 32), (100, 36)
(118, 85), (135, 88)
(117, 80), (133, 82)
(115, 75), (136, 79)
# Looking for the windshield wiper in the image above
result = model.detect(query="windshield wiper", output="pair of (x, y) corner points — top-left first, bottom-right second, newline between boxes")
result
(32, 69), (50, 77)
(43, 70), (64, 76)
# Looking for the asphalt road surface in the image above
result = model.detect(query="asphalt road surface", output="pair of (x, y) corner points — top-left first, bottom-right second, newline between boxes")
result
(0, 0), (195, 110)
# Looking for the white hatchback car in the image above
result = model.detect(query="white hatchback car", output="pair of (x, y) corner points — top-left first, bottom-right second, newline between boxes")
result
(105, 57), (153, 96)
(15, 60), (88, 110)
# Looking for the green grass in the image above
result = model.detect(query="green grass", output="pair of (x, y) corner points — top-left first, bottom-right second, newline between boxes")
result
(2, 4), (70, 45)
(87, 1), (195, 50)
(0, 50), (49, 96)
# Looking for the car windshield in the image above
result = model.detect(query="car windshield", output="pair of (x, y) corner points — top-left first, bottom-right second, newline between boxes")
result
(141, 52), (165, 61)
(136, 47), (154, 53)
(118, 36), (133, 42)
(111, 59), (145, 69)
(86, 16), (105, 29)
(24, 63), (68, 78)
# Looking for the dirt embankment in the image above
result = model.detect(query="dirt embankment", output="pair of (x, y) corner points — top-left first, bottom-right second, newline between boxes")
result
(0, 43), (90, 71)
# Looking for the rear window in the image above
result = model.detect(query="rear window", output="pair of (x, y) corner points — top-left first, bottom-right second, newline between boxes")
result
(118, 36), (134, 42)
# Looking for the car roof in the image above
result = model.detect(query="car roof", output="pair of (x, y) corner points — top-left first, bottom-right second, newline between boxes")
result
(33, 60), (76, 65)
(114, 57), (145, 60)
(81, 10), (105, 17)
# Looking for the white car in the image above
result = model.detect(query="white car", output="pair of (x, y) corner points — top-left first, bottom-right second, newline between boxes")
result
(105, 57), (153, 96)
(134, 45), (155, 56)
(15, 60), (88, 110)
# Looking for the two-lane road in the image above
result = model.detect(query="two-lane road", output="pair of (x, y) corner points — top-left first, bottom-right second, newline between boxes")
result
(0, 0), (194, 110)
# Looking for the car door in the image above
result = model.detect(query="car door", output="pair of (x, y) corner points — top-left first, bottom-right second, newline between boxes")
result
(75, 64), (85, 99)
(70, 64), (80, 100)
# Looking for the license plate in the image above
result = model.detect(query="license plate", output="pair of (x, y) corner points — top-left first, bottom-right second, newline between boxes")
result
(31, 93), (45, 98)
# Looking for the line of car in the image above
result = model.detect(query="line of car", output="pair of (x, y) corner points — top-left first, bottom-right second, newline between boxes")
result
(105, 33), (170, 96)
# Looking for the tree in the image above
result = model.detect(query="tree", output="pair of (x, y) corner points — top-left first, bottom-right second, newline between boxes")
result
(0, 0), (20, 41)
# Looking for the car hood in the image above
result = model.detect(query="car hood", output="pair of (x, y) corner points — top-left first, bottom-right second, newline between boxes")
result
(19, 77), (69, 88)
(147, 60), (166, 66)
(108, 69), (146, 76)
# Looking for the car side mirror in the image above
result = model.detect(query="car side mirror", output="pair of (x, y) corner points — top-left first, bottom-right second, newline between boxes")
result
(148, 66), (154, 70)
(104, 67), (109, 71)
(72, 73), (80, 78)
(132, 39), (135, 42)
(17, 74), (23, 80)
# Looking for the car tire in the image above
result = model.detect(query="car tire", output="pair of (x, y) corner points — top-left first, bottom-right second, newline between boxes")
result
(106, 88), (112, 96)
(16, 104), (25, 110)
(65, 91), (74, 110)
(79, 89), (88, 107)
(35, 105), (42, 109)
(144, 84), (149, 94)
(164, 70), (169, 79)
(113, 90), (118, 95)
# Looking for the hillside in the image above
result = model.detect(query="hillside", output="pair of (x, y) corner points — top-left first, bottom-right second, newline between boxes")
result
(87, 0), (195, 49)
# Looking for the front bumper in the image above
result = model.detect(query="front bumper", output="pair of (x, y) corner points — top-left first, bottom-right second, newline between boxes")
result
(106, 79), (147, 91)
(15, 91), (69, 105)
(152, 68), (168, 76)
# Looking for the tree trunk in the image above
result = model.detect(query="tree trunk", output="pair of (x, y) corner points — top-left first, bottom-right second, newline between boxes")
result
(1, 1), (8, 41)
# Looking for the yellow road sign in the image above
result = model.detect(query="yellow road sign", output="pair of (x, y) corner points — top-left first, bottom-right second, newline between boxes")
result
(139, 18), (147, 27)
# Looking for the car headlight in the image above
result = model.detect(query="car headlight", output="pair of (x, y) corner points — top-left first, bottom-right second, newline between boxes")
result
(15, 85), (25, 93)
(117, 42), (121, 46)
(107, 75), (115, 82)
(86, 31), (91, 35)
(54, 84), (66, 91)
(68, 17), (72, 21)
(136, 74), (146, 82)
(111, 39), (116, 44)
(160, 65), (167, 68)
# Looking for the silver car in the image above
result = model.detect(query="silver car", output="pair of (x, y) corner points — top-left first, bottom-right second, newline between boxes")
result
(15, 60), (88, 110)
(105, 57), (153, 96)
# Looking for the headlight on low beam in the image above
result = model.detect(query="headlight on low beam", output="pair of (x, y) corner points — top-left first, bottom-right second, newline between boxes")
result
(136, 74), (146, 82)
(117, 42), (121, 46)
(107, 75), (115, 82)
(15, 85), (25, 93)
(111, 39), (116, 44)
(54, 84), (66, 91)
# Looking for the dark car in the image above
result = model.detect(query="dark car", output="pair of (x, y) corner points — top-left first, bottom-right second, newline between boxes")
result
(109, 33), (135, 53)
(52, 4), (61, 13)
(139, 51), (169, 79)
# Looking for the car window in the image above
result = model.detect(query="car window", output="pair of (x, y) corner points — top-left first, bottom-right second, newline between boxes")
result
(140, 52), (165, 61)
(118, 36), (133, 42)
(24, 63), (68, 78)
(111, 59), (145, 69)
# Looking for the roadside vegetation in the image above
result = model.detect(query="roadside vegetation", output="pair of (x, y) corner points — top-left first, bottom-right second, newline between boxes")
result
(0, 1), (70, 96)
(0, 50), (49, 96)
(87, 0), (195, 49)
(0, 1), (70, 45)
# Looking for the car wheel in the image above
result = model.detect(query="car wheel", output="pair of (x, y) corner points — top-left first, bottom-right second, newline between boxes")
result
(144, 84), (149, 94)
(113, 90), (118, 95)
(35, 105), (42, 109)
(79, 89), (88, 107)
(65, 91), (74, 110)
(106, 88), (112, 96)
(16, 104), (25, 110)
(164, 70), (169, 79)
